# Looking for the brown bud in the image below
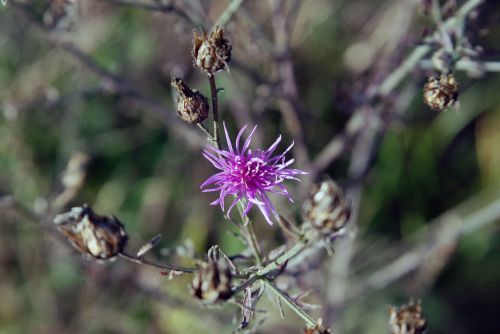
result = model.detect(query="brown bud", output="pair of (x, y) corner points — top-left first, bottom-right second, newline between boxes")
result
(388, 300), (427, 334)
(191, 250), (232, 303)
(54, 204), (127, 259)
(303, 179), (351, 236)
(192, 26), (232, 74)
(423, 74), (458, 111)
(171, 78), (209, 124)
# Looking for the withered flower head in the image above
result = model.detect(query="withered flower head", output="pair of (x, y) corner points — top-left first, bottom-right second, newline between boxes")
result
(192, 26), (232, 74)
(191, 248), (232, 303)
(171, 77), (209, 124)
(388, 300), (427, 334)
(423, 74), (458, 112)
(54, 204), (128, 259)
(302, 179), (351, 236)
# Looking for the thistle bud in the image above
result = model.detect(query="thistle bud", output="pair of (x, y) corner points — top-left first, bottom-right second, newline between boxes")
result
(192, 26), (232, 74)
(423, 74), (458, 111)
(191, 250), (232, 303)
(54, 204), (128, 259)
(171, 77), (209, 124)
(302, 179), (351, 236)
(388, 300), (427, 334)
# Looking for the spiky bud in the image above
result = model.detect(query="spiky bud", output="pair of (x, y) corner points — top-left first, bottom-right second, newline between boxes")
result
(171, 77), (209, 124)
(192, 26), (232, 74)
(388, 300), (427, 334)
(191, 249), (232, 303)
(54, 204), (127, 259)
(302, 179), (351, 236)
(423, 74), (458, 111)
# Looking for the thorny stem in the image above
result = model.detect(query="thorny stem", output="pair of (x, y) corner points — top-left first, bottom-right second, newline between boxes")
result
(263, 279), (319, 328)
(208, 74), (221, 149)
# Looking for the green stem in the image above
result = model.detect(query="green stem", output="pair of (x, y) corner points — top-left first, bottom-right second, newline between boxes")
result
(263, 279), (318, 328)
(256, 236), (308, 277)
(236, 200), (262, 265)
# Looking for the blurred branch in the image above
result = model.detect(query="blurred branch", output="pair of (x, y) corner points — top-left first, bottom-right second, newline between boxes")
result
(270, 0), (311, 171)
(94, 0), (201, 26)
(213, 0), (246, 28)
(9, 1), (207, 148)
(346, 188), (500, 303)
(419, 59), (500, 73)
(311, 0), (485, 175)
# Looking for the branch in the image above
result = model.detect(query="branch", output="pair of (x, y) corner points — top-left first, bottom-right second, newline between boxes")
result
(312, 0), (485, 174)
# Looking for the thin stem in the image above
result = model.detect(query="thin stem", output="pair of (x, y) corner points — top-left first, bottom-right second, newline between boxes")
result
(208, 74), (221, 149)
(231, 274), (260, 295)
(263, 279), (319, 328)
(196, 122), (217, 145)
(237, 201), (262, 265)
(214, 0), (246, 28)
(119, 251), (198, 273)
(256, 237), (308, 277)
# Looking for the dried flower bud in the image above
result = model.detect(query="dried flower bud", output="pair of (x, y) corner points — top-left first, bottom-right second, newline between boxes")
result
(388, 300), (427, 334)
(54, 204), (127, 259)
(423, 74), (458, 111)
(191, 251), (232, 303)
(303, 179), (351, 236)
(192, 26), (232, 74)
(171, 77), (209, 124)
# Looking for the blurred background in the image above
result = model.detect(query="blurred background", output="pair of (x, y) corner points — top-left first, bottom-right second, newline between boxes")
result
(0, 0), (499, 333)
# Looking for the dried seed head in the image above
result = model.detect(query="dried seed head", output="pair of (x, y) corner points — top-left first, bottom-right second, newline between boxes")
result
(192, 26), (232, 74)
(303, 179), (351, 236)
(171, 77), (209, 124)
(388, 300), (427, 334)
(423, 74), (458, 111)
(191, 250), (232, 303)
(54, 204), (128, 259)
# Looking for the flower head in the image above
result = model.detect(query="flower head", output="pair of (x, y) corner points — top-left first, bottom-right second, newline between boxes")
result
(201, 124), (307, 225)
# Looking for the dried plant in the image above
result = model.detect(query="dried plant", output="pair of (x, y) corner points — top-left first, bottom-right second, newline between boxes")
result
(2, 0), (500, 333)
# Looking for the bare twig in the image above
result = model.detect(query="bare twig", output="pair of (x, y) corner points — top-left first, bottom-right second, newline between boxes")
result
(213, 0), (246, 28)
(270, 0), (311, 171)
(347, 188), (500, 302)
(312, 0), (485, 175)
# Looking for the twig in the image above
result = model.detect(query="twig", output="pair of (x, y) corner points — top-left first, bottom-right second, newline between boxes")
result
(213, 0), (246, 28)
(94, 0), (200, 27)
(270, 0), (311, 171)
(263, 279), (319, 328)
(419, 59), (500, 73)
(118, 252), (198, 273)
(312, 0), (485, 175)
(347, 188), (500, 302)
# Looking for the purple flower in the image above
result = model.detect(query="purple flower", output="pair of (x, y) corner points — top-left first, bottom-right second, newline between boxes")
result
(201, 124), (307, 225)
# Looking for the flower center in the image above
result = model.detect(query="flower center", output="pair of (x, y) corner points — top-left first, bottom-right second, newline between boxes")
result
(231, 155), (273, 190)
